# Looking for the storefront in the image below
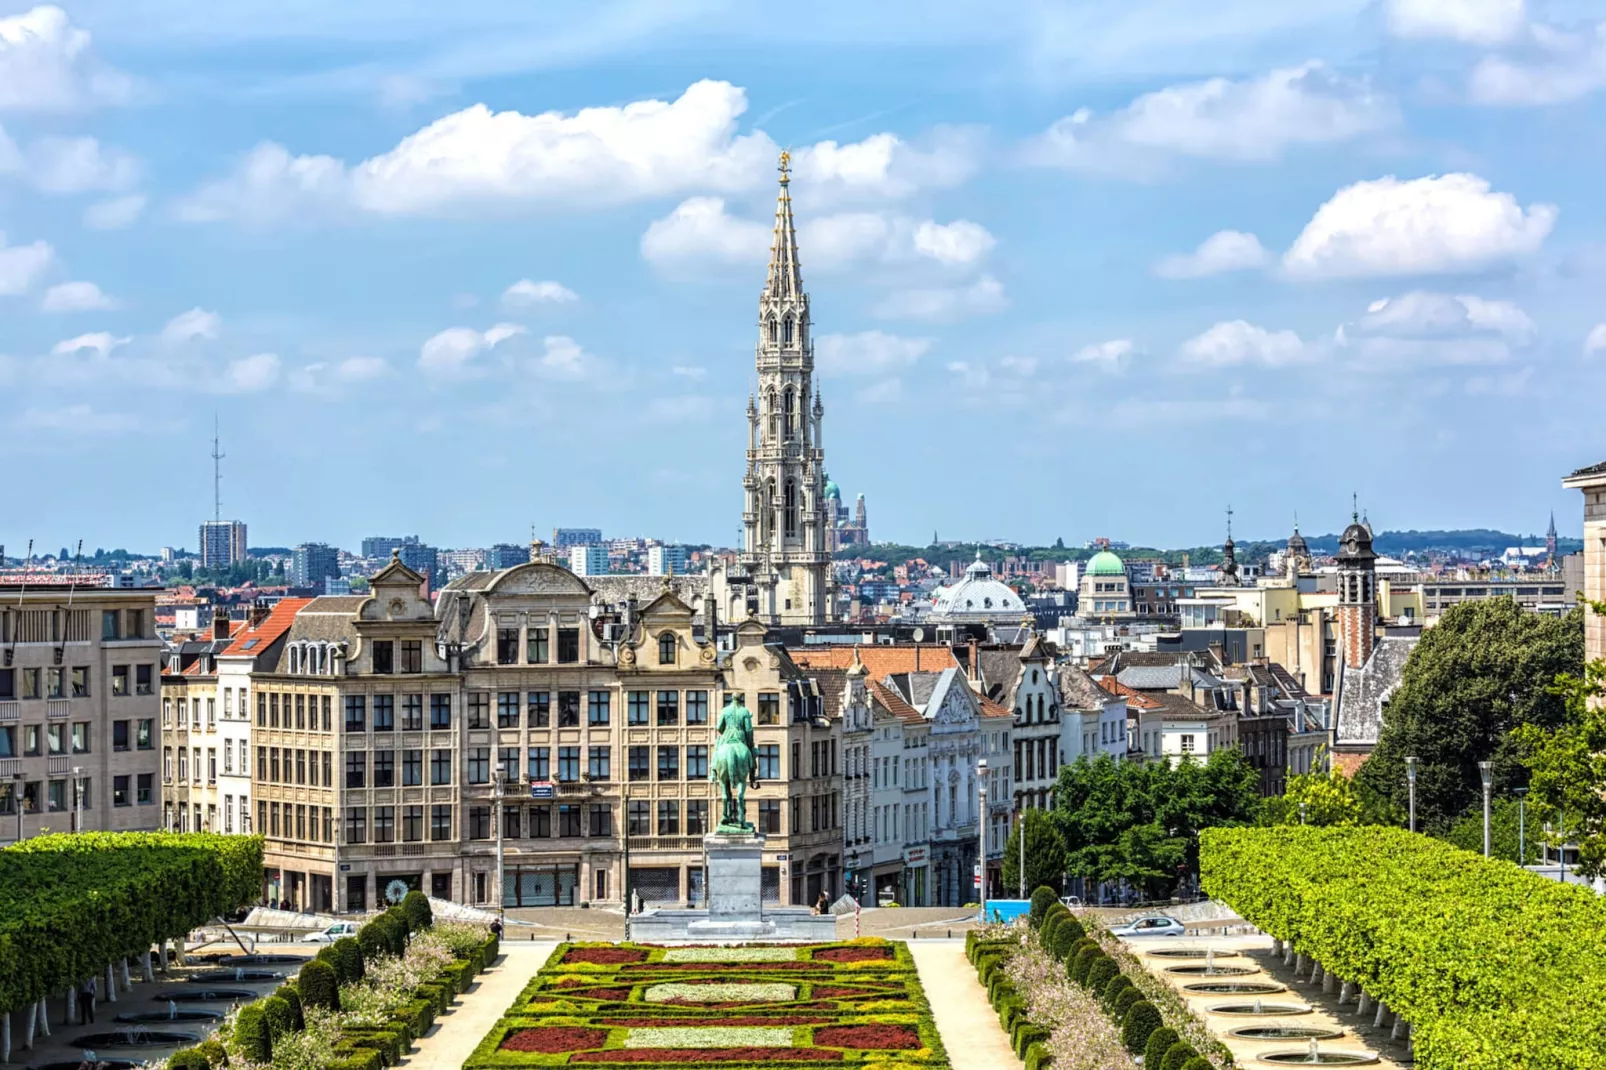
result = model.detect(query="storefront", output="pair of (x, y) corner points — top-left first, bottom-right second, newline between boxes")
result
(901, 845), (928, 907)
(504, 863), (580, 907)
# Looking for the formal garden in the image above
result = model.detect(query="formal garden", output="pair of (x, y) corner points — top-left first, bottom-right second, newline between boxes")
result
(464, 939), (946, 1070)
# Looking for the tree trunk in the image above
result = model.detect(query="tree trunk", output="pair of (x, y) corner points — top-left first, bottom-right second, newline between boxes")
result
(1272, 938), (1284, 957)
(21, 1003), (33, 1051)
(66, 987), (78, 1026)
(1310, 962), (1324, 985)
(1338, 980), (1353, 1004)
(1392, 1014), (1409, 1041)
(105, 964), (117, 1002)
(1374, 1002), (1391, 1029)
(1322, 970), (1337, 995)
(142, 950), (154, 983)
(2, 1010), (10, 1063)
(158, 941), (169, 971)
(1284, 945), (1296, 966)
(1356, 992), (1372, 1017)
(33, 1002), (47, 1039)
(1294, 953), (1307, 977)
(121, 958), (132, 990)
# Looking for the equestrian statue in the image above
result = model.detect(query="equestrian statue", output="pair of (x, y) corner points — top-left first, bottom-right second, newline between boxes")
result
(710, 694), (761, 834)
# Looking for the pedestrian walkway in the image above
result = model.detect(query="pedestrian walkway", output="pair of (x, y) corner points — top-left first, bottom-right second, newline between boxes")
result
(908, 941), (1018, 1070)
(398, 942), (555, 1070)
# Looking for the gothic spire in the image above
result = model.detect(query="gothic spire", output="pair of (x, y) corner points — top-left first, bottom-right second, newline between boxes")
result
(765, 151), (803, 299)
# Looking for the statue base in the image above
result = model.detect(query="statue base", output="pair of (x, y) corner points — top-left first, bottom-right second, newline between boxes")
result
(627, 831), (837, 944)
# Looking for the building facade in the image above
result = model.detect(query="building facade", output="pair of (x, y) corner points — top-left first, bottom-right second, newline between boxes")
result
(292, 543), (342, 589)
(1564, 461), (1606, 665)
(200, 520), (248, 569)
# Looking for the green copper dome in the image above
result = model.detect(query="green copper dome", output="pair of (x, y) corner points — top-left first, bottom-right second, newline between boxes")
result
(1086, 550), (1126, 577)
(824, 477), (841, 499)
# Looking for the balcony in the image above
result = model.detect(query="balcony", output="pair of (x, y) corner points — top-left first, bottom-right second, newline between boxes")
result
(0, 701), (17, 721)
(626, 836), (705, 852)
(0, 758), (19, 777)
(47, 757), (70, 774)
(47, 700), (70, 719)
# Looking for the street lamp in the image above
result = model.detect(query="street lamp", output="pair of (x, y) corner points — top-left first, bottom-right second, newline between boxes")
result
(977, 757), (988, 922)
(1405, 756), (1418, 833)
(1016, 808), (1025, 901)
(1513, 787), (1528, 867)
(493, 768), (506, 927)
(9, 773), (21, 844)
(1299, 801), (1308, 826)
(1478, 761), (1493, 858)
(72, 765), (83, 834)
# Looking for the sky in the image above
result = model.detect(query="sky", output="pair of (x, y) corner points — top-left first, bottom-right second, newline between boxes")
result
(1, 0), (1604, 555)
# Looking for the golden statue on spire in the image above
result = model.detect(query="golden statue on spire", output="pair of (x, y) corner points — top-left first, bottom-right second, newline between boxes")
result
(778, 149), (791, 184)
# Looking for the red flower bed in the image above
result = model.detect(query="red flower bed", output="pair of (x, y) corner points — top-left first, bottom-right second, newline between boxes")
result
(568, 987), (632, 1001)
(500, 1027), (609, 1053)
(574, 1049), (842, 1063)
(606, 1017), (832, 1027)
(814, 1024), (921, 1050)
(810, 986), (871, 998)
(565, 947), (650, 965)
(813, 947), (893, 963)
(631, 962), (828, 972)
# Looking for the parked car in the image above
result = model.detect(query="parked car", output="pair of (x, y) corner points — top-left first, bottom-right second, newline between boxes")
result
(304, 921), (359, 943)
(1059, 895), (1083, 908)
(1108, 915), (1186, 938)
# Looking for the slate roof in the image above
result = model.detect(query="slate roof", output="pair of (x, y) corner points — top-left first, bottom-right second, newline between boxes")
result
(813, 667), (848, 720)
(1333, 635), (1418, 748)
(1058, 664), (1115, 710)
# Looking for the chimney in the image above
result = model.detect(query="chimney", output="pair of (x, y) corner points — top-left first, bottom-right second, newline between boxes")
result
(967, 636), (980, 685)
(249, 599), (270, 629)
(212, 611), (230, 641)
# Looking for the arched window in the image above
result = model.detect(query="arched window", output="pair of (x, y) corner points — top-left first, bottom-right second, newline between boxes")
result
(783, 388), (796, 438)
(783, 315), (794, 344)
(762, 479), (776, 542)
(768, 316), (778, 343)
(784, 479), (798, 539)
(658, 632), (677, 666)
(766, 389), (777, 440)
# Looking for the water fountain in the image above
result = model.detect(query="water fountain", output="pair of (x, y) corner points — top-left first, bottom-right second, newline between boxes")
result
(1227, 1024), (1343, 1042)
(114, 1010), (224, 1025)
(188, 968), (282, 983)
(31, 1060), (140, 1070)
(169, 1000), (178, 1020)
(1207, 999), (1312, 1017)
(1257, 1037), (1379, 1065)
(1182, 980), (1286, 996)
(74, 1026), (199, 1049)
(159, 988), (256, 1003)
(1147, 948), (1245, 959)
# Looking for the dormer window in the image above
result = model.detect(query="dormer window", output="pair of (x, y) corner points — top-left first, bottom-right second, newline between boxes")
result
(658, 632), (677, 666)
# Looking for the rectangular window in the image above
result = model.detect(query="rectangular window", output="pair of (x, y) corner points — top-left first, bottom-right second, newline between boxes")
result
(224, 738), (233, 773)
(373, 750), (396, 787)
(687, 799), (709, 836)
(468, 805), (492, 840)
(656, 691), (679, 726)
(256, 692), (266, 726)
(587, 690), (611, 726)
(657, 745), (679, 781)
(756, 744), (780, 780)
(345, 752), (366, 788)
(431, 749), (452, 785)
(102, 610), (120, 640)
(257, 746), (267, 781)
(113, 774), (131, 807)
(587, 745), (611, 780)
(627, 800), (651, 835)
(497, 628), (519, 665)
(499, 746), (520, 782)
(401, 640), (423, 673)
(402, 749), (423, 786)
(21, 668), (39, 700)
(322, 750), (331, 784)
(270, 802), (280, 837)
(686, 744), (709, 779)
(373, 694), (394, 732)
(530, 805), (551, 837)
(527, 692), (550, 727)
(498, 691), (520, 728)
(628, 746), (650, 782)
(627, 691), (650, 726)
(209, 748), (218, 782)
(137, 772), (152, 804)
(70, 667), (89, 698)
(556, 746), (580, 783)
(558, 803), (582, 837)
(758, 692), (780, 726)
(657, 799), (679, 836)
(502, 804), (522, 839)
(402, 693), (424, 731)
(47, 723), (65, 755)
(402, 805), (423, 842)
(557, 690), (580, 728)
(589, 803), (612, 837)
(374, 805), (395, 843)
(686, 690), (709, 725)
(372, 641), (394, 674)
(112, 720), (130, 751)
(430, 804), (453, 841)
(557, 628), (580, 663)
(467, 692), (491, 729)
(0, 669), (11, 701)
(295, 694), (305, 730)
(526, 627), (549, 664)
(527, 747), (550, 781)
(467, 747), (490, 784)
(430, 694), (452, 730)
(345, 695), (366, 732)
(345, 807), (367, 844)
(135, 664), (154, 695)
(112, 665), (129, 697)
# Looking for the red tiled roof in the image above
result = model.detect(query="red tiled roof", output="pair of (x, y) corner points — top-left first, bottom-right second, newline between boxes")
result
(219, 598), (314, 657)
(978, 694), (1014, 720)
(792, 644), (958, 679)
(1097, 676), (1164, 711)
(866, 678), (924, 725)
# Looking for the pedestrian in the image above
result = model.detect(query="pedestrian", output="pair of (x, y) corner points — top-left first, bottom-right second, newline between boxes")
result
(815, 891), (829, 916)
(79, 976), (97, 1024)
(490, 918), (503, 938)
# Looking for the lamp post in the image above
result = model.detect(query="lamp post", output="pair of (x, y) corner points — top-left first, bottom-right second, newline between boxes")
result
(1016, 808), (1025, 901)
(1513, 787), (1527, 867)
(9, 773), (21, 844)
(1478, 761), (1493, 858)
(1405, 756), (1418, 833)
(1299, 801), (1308, 826)
(72, 765), (83, 834)
(493, 768), (506, 926)
(977, 757), (988, 921)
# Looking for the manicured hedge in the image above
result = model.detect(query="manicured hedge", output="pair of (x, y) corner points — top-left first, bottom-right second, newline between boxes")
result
(0, 831), (263, 1014)
(1201, 826), (1606, 1070)
(1143, 1027), (1180, 1067)
(1029, 886), (1058, 926)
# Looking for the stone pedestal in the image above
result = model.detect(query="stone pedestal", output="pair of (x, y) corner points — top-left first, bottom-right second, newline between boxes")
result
(628, 831), (836, 944)
(705, 832), (765, 922)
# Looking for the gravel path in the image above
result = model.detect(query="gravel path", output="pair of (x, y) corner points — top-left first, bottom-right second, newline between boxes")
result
(908, 941), (1018, 1070)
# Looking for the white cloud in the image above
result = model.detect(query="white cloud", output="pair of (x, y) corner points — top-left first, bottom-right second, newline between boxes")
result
(1338, 291), (1536, 366)
(1153, 230), (1269, 278)
(641, 196), (768, 265)
(502, 278), (577, 307)
(1070, 339), (1136, 370)
(0, 6), (133, 111)
(534, 334), (593, 380)
(419, 322), (526, 374)
(0, 231), (53, 294)
(334, 355), (387, 382)
(912, 219), (995, 265)
(51, 331), (127, 357)
(218, 352), (281, 394)
(1470, 21), (1606, 105)
(23, 135), (138, 192)
(876, 275), (1007, 320)
(1283, 173), (1556, 279)
(792, 127), (980, 200)
(160, 307), (221, 344)
(815, 330), (932, 377)
(1030, 62), (1394, 175)
(16, 404), (138, 434)
(82, 193), (144, 229)
(1179, 320), (1308, 366)
(1465, 366), (1535, 395)
(41, 279), (118, 312)
(1586, 323), (1606, 356)
(1385, 0), (1527, 46)
(999, 355), (1039, 375)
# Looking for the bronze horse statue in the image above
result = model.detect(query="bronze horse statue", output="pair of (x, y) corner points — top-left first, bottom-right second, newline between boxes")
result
(710, 695), (760, 833)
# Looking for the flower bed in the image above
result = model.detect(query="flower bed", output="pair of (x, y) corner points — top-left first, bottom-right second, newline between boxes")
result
(466, 939), (947, 1069)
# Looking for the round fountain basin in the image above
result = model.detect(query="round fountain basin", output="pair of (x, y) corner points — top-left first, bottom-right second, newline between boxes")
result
(1165, 964), (1260, 977)
(1146, 948), (1244, 959)
(159, 988), (256, 1003)
(1231, 1025), (1344, 1041)
(114, 1011), (223, 1024)
(1258, 1052), (1378, 1066)
(1183, 981), (1286, 995)
(216, 954), (306, 966)
(74, 1031), (199, 1049)
(1209, 1002), (1313, 1017)
(188, 969), (282, 982)
(30, 1060), (143, 1070)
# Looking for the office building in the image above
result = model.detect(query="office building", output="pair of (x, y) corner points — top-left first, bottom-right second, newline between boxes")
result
(291, 543), (342, 589)
(570, 545), (609, 576)
(647, 545), (688, 577)
(199, 521), (248, 569)
(553, 529), (603, 551)
(362, 537), (405, 560)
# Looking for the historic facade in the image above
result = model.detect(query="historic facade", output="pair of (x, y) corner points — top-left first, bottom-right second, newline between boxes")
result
(739, 153), (833, 626)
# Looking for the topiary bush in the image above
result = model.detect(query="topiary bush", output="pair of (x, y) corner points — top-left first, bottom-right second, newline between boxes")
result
(1112, 985), (1142, 1020)
(1161, 1041), (1200, 1070)
(1055, 912), (1085, 944)
(189, 1038), (227, 1068)
(401, 889), (433, 932)
(1122, 1000), (1163, 1054)
(1100, 973), (1134, 1010)
(233, 1003), (271, 1063)
(1180, 1059), (1214, 1070)
(383, 907), (410, 953)
(357, 918), (389, 961)
(1069, 946), (1100, 985)
(298, 958), (341, 1011)
(1084, 956), (1119, 997)
(260, 994), (296, 1041)
(1051, 919), (1085, 962)
(275, 983), (304, 1031)
(1143, 1026), (1181, 1067)
(1040, 911), (1063, 951)
(1030, 886), (1058, 926)
(167, 1048), (210, 1070)
(1025, 1040), (1051, 1070)
(332, 936), (365, 983)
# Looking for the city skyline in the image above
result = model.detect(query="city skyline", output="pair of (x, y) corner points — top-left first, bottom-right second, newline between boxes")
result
(1, 1), (1603, 551)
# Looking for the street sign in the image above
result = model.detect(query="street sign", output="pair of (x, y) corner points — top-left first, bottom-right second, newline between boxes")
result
(530, 781), (555, 800)
(338, 863), (351, 872)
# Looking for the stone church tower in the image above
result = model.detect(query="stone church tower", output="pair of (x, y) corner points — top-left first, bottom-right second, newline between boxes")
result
(739, 152), (832, 625)
(1336, 512), (1378, 668)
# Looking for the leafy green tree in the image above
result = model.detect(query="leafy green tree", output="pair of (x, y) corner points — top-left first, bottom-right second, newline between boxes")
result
(1356, 599), (1582, 830)
(1518, 654), (1606, 878)
(1001, 809), (1066, 895)
(1441, 796), (1527, 864)
(1261, 767), (1360, 826)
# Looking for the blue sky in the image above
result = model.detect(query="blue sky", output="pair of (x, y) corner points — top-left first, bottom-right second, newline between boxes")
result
(1, 0), (1603, 555)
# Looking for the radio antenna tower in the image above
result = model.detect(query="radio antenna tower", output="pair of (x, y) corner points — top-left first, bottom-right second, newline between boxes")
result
(212, 414), (224, 523)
